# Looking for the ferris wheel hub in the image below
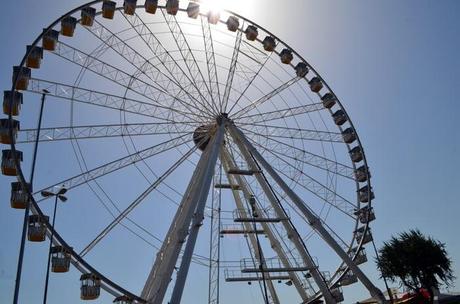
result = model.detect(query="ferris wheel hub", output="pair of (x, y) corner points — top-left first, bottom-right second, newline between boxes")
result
(193, 114), (229, 151)
(193, 124), (213, 151)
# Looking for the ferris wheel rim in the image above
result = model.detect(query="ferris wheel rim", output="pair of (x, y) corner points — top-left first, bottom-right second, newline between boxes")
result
(6, 1), (377, 302)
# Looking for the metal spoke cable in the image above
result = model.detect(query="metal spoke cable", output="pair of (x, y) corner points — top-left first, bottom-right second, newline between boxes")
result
(200, 15), (222, 111)
(51, 41), (208, 123)
(244, 134), (354, 179)
(226, 42), (275, 115)
(85, 17), (213, 118)
(271, 157), (356, 216)
(240, 124), (343, 143)
(34, 133), (194, 196)
(17, 122), (194, 143)
(79, 143), (199, 257)
(125, 11), (219, 116)
(273, 187), (351, 251)
(230, 77), (300, 120)
(222, 20), (244, 113)
(234, 102), (325, 124)
(26, 78), (200, 124)
(161, 9), (220, 115)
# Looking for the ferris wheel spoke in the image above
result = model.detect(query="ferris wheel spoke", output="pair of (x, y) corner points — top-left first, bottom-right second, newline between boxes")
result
(34, 133), (193, 196)
(17, 122), (193, 143)
(262, 150), (356, 218)
(80, 144), (198, 257)
(245, 134), (355, 179)
(235, 102), (324, 124)
(122, 13), (214, 118)
(240, 124), (343, 143)
(226, 41), (275, 114)
(51, 41), (207, 122)
(161, 10), (220, 114)
(26, 78), (201, 124)
(122, 12), (219, 118)
(221, 22), (244, 113)
(200, 15), (222, 111)
(231, 76), (301, 118)
(273, 188), (351, 252)
(85, 17), (213, 117)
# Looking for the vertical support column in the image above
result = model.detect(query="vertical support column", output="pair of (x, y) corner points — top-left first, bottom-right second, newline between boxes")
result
(169, 122), (225, 304)
(228, 124), (387, 304)
(142, 121), (225, 304)
(13, 90), (48, 304)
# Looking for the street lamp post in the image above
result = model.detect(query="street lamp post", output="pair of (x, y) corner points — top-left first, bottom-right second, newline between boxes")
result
(13, 89), (49, 304)
(41, 186), (67, 304)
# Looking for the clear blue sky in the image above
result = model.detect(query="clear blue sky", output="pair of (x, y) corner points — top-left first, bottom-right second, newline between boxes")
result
(1, 1), (459, 303)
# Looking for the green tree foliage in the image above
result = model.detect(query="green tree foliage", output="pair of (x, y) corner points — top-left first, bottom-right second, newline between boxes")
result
(377, 229), (455, 303)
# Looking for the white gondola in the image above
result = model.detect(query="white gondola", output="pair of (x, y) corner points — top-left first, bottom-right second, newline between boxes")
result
(280, 49), (293, 64)
(81, 273), (101, 300)
(42, 29), (59, 51)
(113, 295), (133, 304)
(262, 36), (276, 52)
(309, 77), (323, 93)
(227, 16), (239, 32)
(102, 1), (117, 19)
(28, 215), (49, 242)
(10, 182), (30, 209)
(2, 149), (23, 176)
(331, 287), (344, 302)
(26, 45), (43, 69)
(207, 10), (220, 24)
(61, 16), (77, 37)
(123, 0), (137, 15)
(349, 146), (363, 163)
(166, 0), (179, 15)
(51, 246), (72, 273)
(341, 128), (357, 144)
(245, 25), (258, 41)
(0, 118), (20, 144)
(355, 226), (373, 244)
(12, 66), (31, 91)
(3, 91), (22, 116)
(354, 165), (370, 182)
(332, 110), (347, 126)
(355, 206), (376, 224)
(81, 7), (96, 26)
(340, 270), (358, 286)
(349, 247), (368, 265)
(295, 62), (308, 77)
(358, 185), (375, 203)
(186, 2), (200, 18)
(145, 0), (158, 14)
(321, 92), (336, 109)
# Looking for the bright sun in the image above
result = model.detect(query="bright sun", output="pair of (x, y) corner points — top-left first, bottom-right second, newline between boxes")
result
(198, 0), (227, 13)
(194, 0), (253, 15)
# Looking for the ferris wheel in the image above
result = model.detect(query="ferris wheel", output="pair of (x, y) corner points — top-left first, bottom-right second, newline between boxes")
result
(3, 1), (386, 303)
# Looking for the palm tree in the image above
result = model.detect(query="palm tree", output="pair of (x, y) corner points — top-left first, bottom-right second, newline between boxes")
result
(377, 229), (455, 304)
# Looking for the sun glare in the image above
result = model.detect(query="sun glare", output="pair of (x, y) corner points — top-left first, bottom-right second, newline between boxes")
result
(199, 0), (226, 13)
